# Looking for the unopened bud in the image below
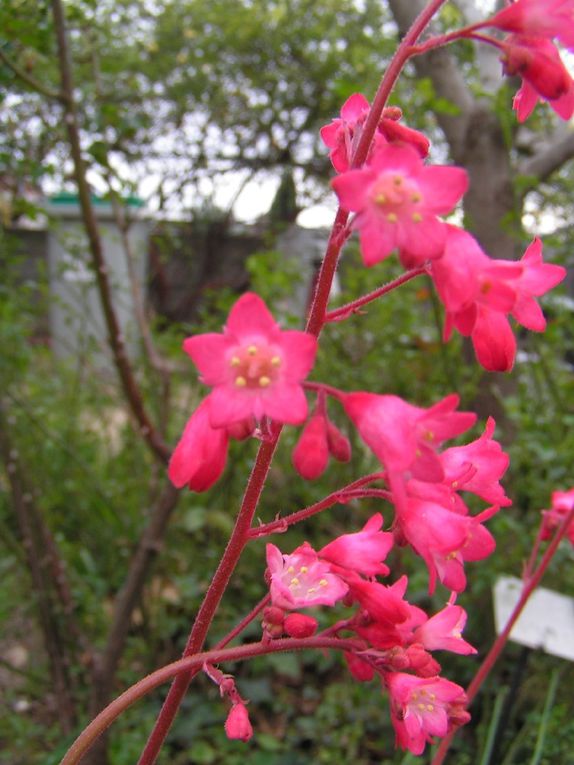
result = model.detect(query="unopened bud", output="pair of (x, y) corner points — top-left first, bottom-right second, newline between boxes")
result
(283, 613), (318, 638)
(224, 703), (253, 742)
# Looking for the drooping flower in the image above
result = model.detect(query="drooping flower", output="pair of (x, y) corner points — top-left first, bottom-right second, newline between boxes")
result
(344, 391), (476, 482)
(386, 673), (470, 755)
(183, 293), (317, 428)
(431, 228), (566, 371)
(483, 0), (574, 51)
(266, 542), (348, 610)
(440, 417), (512, 508)
(168, 396), (231, 492)
(397, 493), (497, 593)
(502, 35), (574, 121)
(332, 143), (468, 266)
(413, 605), (477, 655)
(319, 513), (394, 577)
(225, 703), (253, 742)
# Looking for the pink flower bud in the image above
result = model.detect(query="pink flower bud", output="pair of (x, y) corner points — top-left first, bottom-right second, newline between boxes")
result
(224, 703), (253, 742)
(292, 414), (329, 479)
(326, 420), (351, 462)
(283, 613), (318, 638)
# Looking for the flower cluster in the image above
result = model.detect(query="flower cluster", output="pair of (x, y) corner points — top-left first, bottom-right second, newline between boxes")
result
(325, 95), (566, 371)
(262, 515), (473, 755)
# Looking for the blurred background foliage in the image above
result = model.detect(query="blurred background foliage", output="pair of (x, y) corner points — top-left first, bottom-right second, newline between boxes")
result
(2, 1), (574, 764)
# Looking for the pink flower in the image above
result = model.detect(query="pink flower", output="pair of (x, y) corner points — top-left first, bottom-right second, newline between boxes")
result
(183, 293), (317, 427)
(319, 513), (394, 577)
(225, 703), (253, 742)
(320, 93), (371, 173)
(484, 0), (574, 51)
(266, 542), (348, 610)
(349, 575), (412, 630)
(332, 143), (467, 266)
(541, 488), (574, 544)
(440, 417), (511, 507)
(320, 94), (430, 173)
(386, 673), (470, 755)
(344, 391), (476, 482)
(397, 493), (497, 593)
(502, 35), (574, 121)
(168, 397), (230, 492)
(413, 605), (477, 655)
(431, 229), (565, 371)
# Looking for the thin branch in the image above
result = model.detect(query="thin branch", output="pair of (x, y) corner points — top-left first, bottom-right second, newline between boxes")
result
(49, 0), (170, 465)
(519, 131), (574, 187)
(61, 636), (364, 765)
(0, 46), (65, 101)
(89, 481), (181, 715)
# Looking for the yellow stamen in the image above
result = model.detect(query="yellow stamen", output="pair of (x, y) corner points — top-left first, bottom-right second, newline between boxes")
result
(412, 212), (423, 223)
(235, 376), (247, 387)
(287, 566), (295, 573)
(375, 193), (387, 205)
(426, 704), (434, 712)
(393, 175), (403, 186)
(271, 355), (281, 366)
(230, 356), (241, 367)
(319, 579), (328, 587)
(290, 577), (300, 586)
(259, 376), (271, 387)
(411, 192), (422, 202)
(387, 212), (398, 223)
(247, 345), (258, 355)
(300, 566), (308, 574)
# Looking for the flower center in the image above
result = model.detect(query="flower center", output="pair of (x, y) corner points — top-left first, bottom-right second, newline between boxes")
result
(229, 344), (282, 389)
(371, 173), (422, 222)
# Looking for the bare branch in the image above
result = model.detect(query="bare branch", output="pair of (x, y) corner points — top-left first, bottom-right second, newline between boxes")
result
(0, 46), (65, 102)
(519, 130), (574, 187)
(49, 0), (170, 464)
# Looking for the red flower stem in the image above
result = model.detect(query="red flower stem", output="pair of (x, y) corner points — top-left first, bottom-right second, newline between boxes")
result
(248, 483), (391, 539)
(212, 594), (271, 650)
(324, 267), (427, 323)
(431, 504), (574, 765)
(60, 637), (362, 765)
(522, 519), (545, 582)
(137, 3), (448, 761)
(303, 381), (347, 401)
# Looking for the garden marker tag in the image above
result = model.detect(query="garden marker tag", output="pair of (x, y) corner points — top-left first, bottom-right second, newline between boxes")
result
(493, 576), (574, 662)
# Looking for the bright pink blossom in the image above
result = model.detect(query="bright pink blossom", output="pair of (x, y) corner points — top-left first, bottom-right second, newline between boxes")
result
(502, 35), (574, 121)
(440, 417), (511, 507)
(183, 293), (317, 427)
(319, 513), (394, 577)
(349, 575), (412, 631)
(431, 229), (565, 371)
(168, 397), (230, 492)
(320, 94), (430, 173)
(485, 0), (574, 51)
(397, 493), (497, 593)
(541, 488), (574, 544)
(332, 143), (467, 266)
(266, 542), (348, 610)
(413, 605), (477, 655)
(224, 703), (253, 742)
(344, 391), (476, 482)
(386, 673), (470, 755)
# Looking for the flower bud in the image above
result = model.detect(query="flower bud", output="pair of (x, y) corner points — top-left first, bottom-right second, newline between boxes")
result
(326, 420), (351, 463)
(292, 414), (329, 479)
(283, 613), (318, 638)
(224, 703), (253, 742)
